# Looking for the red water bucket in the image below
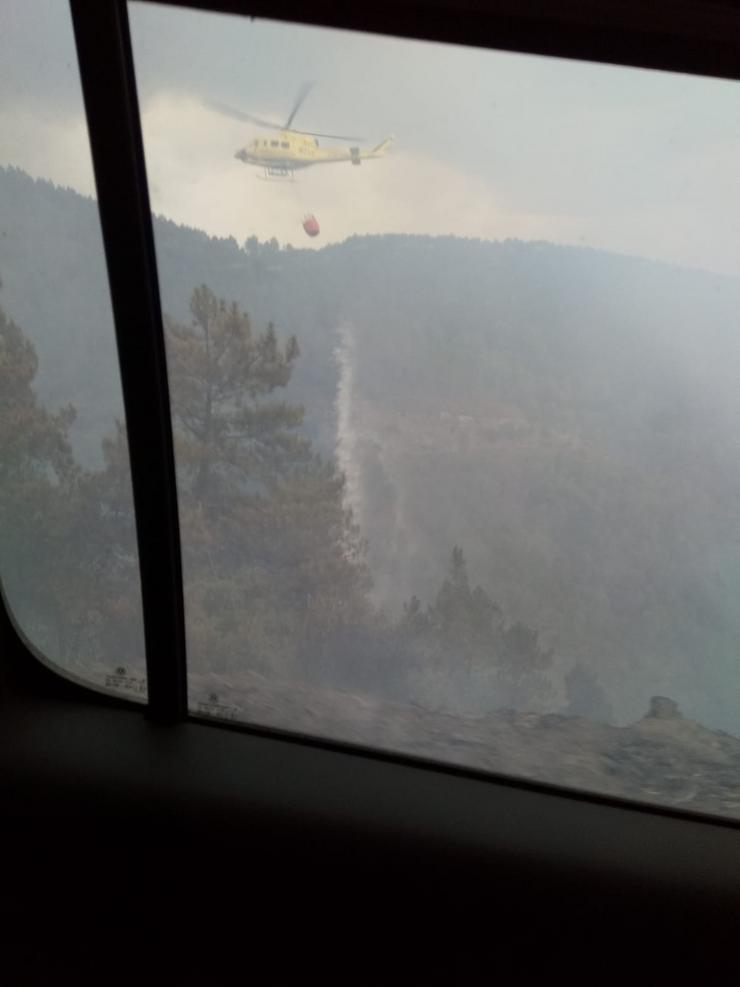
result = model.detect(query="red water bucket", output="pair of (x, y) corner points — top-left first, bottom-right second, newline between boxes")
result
(302, 214), (320, 238)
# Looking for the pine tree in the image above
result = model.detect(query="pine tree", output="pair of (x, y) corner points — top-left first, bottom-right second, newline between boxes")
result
(428, 545), (501, 656)
(400, 546), (552, 712)
(165, 285), (370, 680)
(166, 284), (305, 505)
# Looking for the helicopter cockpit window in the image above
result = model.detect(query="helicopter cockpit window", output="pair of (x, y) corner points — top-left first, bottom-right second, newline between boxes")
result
(122, 1), (740, 819)
(0, 0), (146, 701)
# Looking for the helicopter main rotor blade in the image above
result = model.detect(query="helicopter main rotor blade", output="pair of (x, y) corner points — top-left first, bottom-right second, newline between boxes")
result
(284, 80), (316, 130)
(204, 99), (279, 130)
(289, 128), (366, 141)
(206, 88), (365, 140)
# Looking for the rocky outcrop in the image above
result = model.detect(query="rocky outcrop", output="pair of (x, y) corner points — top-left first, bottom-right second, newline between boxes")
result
(646, 696), (682, 720)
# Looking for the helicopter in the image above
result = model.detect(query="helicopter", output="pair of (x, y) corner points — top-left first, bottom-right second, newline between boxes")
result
(206, 82), (394, 179)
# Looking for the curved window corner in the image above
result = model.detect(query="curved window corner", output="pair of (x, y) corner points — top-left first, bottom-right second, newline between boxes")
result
(0, 0), (146, 702)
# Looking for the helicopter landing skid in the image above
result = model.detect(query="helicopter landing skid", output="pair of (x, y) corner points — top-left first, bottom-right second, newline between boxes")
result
(257, 167), (296, 181)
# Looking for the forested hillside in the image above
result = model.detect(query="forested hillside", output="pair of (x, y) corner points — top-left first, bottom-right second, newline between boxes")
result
(3, 165), (740, 740)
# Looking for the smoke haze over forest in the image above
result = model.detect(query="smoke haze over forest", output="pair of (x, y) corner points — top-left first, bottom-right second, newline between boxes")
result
(4, 2), (740, 817)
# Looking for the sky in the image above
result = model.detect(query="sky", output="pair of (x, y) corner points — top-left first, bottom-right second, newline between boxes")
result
(3, 0), (740, 273)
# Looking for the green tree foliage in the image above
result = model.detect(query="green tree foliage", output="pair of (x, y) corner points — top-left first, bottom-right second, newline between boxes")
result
(426, 545), (502, 666)
(0, 298), (75, 650)
(0, 298), (143, 673)
(400, 546), (552, 712)
(0, 261), (552, 714)
(84, 422), (145, 669)
(165, 285), (370, 679)
(166, 284), (304, 503)
(0, 302), (75, 487)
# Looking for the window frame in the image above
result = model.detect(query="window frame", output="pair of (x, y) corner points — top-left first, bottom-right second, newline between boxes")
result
(2, 0), (740, 912)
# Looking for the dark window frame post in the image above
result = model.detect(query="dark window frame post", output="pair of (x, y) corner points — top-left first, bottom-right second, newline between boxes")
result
(69, 0), (188, 722)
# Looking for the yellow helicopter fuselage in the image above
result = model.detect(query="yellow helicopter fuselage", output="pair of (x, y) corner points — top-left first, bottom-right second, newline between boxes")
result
(235, 130), (393, 174)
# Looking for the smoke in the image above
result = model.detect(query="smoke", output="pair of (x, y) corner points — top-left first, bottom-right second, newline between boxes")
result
(334, 323), (366, 527)
(334, 321), (436, 610)
(5, 82), (740, 276)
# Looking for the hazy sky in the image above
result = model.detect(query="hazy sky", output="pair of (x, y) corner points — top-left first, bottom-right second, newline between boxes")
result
(3, 0), (740, 271)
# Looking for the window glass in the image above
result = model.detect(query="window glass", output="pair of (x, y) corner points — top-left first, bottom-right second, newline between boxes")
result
(0, 0), (146, 699)
(130, 2), (740, 817)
